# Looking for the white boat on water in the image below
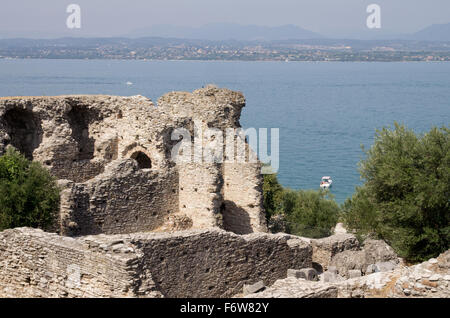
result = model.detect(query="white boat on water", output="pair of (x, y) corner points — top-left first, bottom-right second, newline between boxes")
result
(320, 176), (333, 189)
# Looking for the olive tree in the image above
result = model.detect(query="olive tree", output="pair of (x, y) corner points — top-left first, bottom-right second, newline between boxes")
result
(343, 123), (449, 262)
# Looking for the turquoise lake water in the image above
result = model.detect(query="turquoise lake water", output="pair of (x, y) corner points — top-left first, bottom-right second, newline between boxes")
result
(0, 59), (449, 203)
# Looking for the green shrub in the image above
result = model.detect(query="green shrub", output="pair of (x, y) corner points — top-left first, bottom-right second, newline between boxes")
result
(263, 172), (340, 238)
(283, 189), (340, 238)
(0, 147), (60, 231)
(343, 123), (450, 262)
(262, 172), (284, 221)
(341, 186), (378, 238)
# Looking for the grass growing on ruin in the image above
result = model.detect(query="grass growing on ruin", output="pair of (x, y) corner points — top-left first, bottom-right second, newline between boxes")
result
(0, 147), (60, 231)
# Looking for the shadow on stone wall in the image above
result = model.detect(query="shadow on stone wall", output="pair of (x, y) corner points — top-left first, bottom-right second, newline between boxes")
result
(3, 108), (43, 160)
(67, 106), (96, 161)
(222, 200), (253, 235)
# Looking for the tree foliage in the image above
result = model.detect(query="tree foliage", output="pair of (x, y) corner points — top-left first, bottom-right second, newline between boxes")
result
(262, 172), (284, 221)
(263, 172), (340, 238)
(343, 123), (450, 262)
(282, 189), (340, 238)
(0, 147), (60, 231)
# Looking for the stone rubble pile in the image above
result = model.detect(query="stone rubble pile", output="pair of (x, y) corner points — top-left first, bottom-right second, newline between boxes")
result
(328, 238), (400, 279)
(245, 249), (450, 298)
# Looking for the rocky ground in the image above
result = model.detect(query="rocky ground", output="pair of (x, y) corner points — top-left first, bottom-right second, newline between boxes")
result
(245, 248), (450, 298)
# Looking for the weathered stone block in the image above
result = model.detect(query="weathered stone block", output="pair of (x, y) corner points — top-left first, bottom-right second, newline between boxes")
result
(348, 270), (362, 279)
(286, 268), (318, 281)
(330, 250), (366, 278)
(375, 261), (398, 273)
(330, 239), (399, 278)
(363, 239), (399, 265)
(366, 264), (377, 275)
(287, 269), (306, 279)
(323, 271), (344, 283)
(310, 234), (360, 270)
(243, 281), (265, 295)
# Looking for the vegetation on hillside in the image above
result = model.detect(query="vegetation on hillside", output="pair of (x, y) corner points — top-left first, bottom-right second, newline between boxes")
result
(0, 147), (60, 231)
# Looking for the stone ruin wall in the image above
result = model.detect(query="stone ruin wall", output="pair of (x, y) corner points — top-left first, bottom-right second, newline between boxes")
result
(223, 162), (266, 234)
(177, 162), (224, 229)
(0, 87), (276, 298)
(0, 228), (143, 298)
(0, 86), (267, 236)
(0, 227), (312, 298)
(3, 87), (445, 299)
(157, 89), (267, 234)
(59, 160), (180, 236)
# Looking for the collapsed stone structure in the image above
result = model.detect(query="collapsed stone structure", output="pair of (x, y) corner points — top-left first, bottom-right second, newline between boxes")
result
(0, 86), (280, 298)
(1, 87), (448, 298)
(246, 250), (450, 298)
(0, 86), (266, 236)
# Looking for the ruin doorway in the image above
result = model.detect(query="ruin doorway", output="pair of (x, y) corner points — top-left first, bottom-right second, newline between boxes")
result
(67, 107), (95, 160)
(3, 108), (43, 160)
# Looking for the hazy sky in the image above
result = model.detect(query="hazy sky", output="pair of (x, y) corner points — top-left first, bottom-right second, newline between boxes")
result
(0, 0), (449, 38)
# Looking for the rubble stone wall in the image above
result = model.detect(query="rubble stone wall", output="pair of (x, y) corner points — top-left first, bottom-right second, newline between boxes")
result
(0, 86), (267, 236)
(0, 227), (312, 298)
(0, 228), (150, 298)
(178, 162), (224, 229)
(134, 229), (311, 297)
(223, 162), (266, 234)
(59, 160), (180, 236)
(246, 250), (450, 298)
(310, 234), (360, 271)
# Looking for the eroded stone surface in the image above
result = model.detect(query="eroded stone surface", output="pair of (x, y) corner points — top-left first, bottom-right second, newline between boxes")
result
(0, 86), (266, 236)
(1, 88), (447, 299)
(243, 281), (265, 295)
(330, 239), (400, 278)
(0, 227), (312, 298)
(309, 234), (360, 271)
(245, 250), (450, 298)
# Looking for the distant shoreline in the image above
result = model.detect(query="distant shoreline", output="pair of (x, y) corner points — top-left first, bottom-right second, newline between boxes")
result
(1, 37), (449, 62)
(1, 57), (450, 63)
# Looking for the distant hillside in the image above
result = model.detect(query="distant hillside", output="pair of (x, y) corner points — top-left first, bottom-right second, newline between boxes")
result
(412, 23), (450, 41)
(128, 23), (323, 41)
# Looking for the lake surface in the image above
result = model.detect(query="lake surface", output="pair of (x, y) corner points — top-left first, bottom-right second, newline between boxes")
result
(0, 59), (449, 203)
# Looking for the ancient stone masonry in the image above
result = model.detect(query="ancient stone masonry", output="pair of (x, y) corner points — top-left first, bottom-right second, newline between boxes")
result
(2, 226), (446, 298)
(0, 227), (312, 298)
(243, 233), (450, 298)
(0, 227), (152, 298)
(3, 87), (445, 299)
(329, 239), (399, 278)
(0, 86), (266, 236)
(245, 250), (450, 298)
(299, 234), (360, 272)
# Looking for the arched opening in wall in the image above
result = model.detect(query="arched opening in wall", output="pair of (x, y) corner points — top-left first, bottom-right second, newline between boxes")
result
(67, 107), (95, 160)
(3, 108), (43, 160)
(131, 151), (152, 169)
